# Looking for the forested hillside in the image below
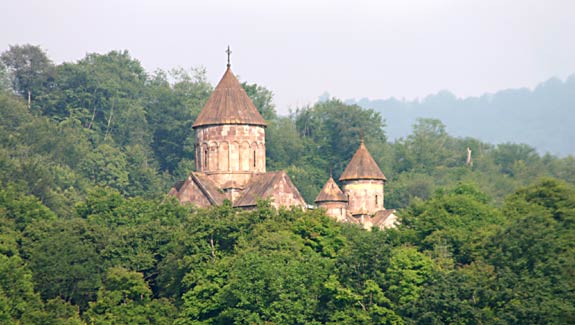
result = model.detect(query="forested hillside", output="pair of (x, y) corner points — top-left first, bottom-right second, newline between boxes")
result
(1, 44), (574, 324)
(346, 75), (575, 157)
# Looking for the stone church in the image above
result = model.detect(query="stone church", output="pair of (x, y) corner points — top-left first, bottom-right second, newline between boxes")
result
(314, 139), (397, 229)
(169, 54), (397, 229)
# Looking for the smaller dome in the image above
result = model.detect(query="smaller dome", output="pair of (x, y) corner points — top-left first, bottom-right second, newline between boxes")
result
(315, 177), (348, 203)
(339, 141), (386, 181)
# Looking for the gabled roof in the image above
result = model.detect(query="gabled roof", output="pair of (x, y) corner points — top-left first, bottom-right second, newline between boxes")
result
(233, 171), (306, 208)
(371, 209), (398, 229)
(233, 172), (280, 207)
(372, 209), (395, 223)
(339, 141), (387, 181)
(168, 172), (227, 207)
(191, 172), (227, 205)
(315, 176), (347, 203)
(192, 67), (267, 128)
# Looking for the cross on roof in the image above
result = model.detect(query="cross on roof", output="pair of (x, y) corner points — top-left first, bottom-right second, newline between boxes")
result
(226, 46), (232, 68)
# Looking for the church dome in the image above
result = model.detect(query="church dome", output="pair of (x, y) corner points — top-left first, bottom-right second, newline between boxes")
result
(192, 67), (267, 128)
(315, 176), (348, 203)
(339, 140), (386, 181)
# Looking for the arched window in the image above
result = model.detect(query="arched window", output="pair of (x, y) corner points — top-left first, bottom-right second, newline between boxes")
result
(253, 150), (256, 168)
(204, 149), (208, 169)
(375, 195), (378, 206)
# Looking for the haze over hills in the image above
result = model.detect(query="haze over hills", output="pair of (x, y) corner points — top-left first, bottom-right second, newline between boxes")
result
(344, 74), (575, 157)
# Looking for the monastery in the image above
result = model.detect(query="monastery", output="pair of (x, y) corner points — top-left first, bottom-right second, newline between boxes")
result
(169, 50), (397, 229)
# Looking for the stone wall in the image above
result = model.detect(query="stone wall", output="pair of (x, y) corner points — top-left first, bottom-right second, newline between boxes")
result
(342, 179), (384, 216)
(317, 201), (348, 222)
(175, 176), (212, 207)
(268, 173), (307, 209)
(195, 124), (266, 188)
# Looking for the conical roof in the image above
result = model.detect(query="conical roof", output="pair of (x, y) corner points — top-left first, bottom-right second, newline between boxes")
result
(192, 67), (267, 128)
(339, 141), (387, 181)
(315, 176), (348, 203)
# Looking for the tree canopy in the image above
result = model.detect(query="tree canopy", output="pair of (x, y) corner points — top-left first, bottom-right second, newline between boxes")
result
(0, 44), (574, 324)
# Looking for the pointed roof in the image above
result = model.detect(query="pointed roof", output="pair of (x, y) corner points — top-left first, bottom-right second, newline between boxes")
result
(168, 172), (227, 207)
(372, 209), (398, 229)
(192, 67), (267, 128)
(190, 172), (227, 205)
(315, 176), (347, 203)
(339, 141), (387, 181)
(233, 171), (306, 208)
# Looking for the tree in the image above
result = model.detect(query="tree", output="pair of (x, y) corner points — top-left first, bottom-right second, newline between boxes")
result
(43, 298), (85, 325)
(487, 179), (575, 323)
(145, 68), (212, 173)
(294, 99), (387, 172)
(81, 144), (129, 191)
(35, 50), (147, 142)
(393, 118), (458, 173)
(0, 186), (56, 231)
(0, 44), (54, 101)
(0, 62), (11, 92)
(0, 254), (52, 324)
(242, 82), (277, 121)
(405, 262), (500, 324)
(266, 116), (305, 169)
(491, 143), (540, 177)
(22, 218), (106, 310)
(176, 207), (346, 324)
(401, 184), (503, 265)
(384, 246), (435, 307)
(85, 267), (176, 325)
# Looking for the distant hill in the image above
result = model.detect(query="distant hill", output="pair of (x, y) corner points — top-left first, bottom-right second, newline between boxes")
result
(345, 75), (575, 157)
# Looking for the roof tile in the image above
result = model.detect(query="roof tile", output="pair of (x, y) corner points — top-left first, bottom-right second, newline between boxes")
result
(315, 177), (347, 203)
(192, 67), (267, 128)
(339, 141), (386, 181)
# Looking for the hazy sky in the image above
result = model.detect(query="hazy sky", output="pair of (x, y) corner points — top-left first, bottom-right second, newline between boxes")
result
(2, 0), (574, 114)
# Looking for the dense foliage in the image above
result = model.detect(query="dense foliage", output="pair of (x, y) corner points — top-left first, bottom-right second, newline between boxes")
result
(1, 44), (574, 324)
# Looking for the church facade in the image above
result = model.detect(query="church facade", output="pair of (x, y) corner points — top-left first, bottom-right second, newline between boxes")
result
(168, 63), (307, 210)
(169, 55), (396, 229)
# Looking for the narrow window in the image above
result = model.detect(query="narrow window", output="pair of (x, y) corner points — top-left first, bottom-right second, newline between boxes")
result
(375, 195), (378, 206)
(253, 150), (257, 168)
(340, 208), (343, 216)
(204, 149), (208, 169)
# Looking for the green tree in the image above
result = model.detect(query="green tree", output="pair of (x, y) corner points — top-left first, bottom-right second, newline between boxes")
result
(0, 44), (54, 100)
(384, 246), (435, 306)
(86, 267), (176, 325)
(266, 116), (305, 169)
(491, 143), (540, 177)
(0, 186), (56, 231)
(145, 68), (212, 173)
(0, 254), (46, 323)
(81, 144), (129, 191)
(22, 218), (106, 310)
(406, 262), (501, 324)
(294, 99), (386, 172)
(0, 62), (11, 92)
(242, 82), (277, 121)
(43, 298), (85, 325)
(36, 50), (147, 142)
(488, 179), (575, 323)
(393, 118), (459, 173)
(401, 183), (504, 265)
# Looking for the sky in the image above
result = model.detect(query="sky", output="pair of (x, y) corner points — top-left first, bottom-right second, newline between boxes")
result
(1, 0), (574, 114)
